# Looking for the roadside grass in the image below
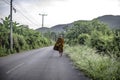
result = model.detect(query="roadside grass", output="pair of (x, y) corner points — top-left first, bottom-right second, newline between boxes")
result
(64, 45), (120, 80)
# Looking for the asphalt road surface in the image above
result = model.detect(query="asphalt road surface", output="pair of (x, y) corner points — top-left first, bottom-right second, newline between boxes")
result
(0, 46), (90, 80)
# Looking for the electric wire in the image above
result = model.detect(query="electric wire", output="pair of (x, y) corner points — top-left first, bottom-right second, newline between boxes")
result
(2, 0), (40, 27)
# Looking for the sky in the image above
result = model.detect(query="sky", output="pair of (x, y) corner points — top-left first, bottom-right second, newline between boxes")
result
(0, 0), (120, 29)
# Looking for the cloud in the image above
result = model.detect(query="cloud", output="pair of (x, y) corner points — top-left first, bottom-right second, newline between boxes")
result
(0, 1), (9, 17)
(0, 0), (67, 15)
(13, 0), (67, 7)
(1, 0), (120, 29)
(117, 0), (120, 5)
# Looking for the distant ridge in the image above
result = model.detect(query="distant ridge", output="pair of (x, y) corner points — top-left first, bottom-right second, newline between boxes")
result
(36, 23), (72, 33)
(36, 27), (50, 33)
(36, 15), (120, 33)
(96, 15), (120, 29)
(50, 24), (67, 33)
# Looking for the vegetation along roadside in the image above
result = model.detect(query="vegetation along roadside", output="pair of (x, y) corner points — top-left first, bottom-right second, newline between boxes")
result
(64, 19), (120, 80)
(0, 16), (52, 56)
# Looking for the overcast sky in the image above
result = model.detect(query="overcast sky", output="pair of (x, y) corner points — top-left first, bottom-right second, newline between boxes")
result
(0, 0), (120, 29)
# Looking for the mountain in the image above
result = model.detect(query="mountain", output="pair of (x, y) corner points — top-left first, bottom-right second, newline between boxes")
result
(36, 15), (120, 33)
(36, 23), (73, 33)
(50, 24), (67, 33)
(96, 15), (120, 29)
(36, 27), (50, 33)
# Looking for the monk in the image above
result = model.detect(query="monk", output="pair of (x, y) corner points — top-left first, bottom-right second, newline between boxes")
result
(53, 35), (64, 57)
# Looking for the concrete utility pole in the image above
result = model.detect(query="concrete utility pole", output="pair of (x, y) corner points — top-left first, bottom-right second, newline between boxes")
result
(10, 0), (13, 51)
(39, 13), (47, 27)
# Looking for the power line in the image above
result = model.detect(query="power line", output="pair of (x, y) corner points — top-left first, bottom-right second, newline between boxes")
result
(13, 1), (41, 25)
(13, 4), (40, 27)
(16, 9), (39, 27)
(2, 0), (40, 27)
(2, 0), (10, 5)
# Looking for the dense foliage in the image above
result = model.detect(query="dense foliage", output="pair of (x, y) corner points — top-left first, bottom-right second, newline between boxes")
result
(64, 19), (120, 80)
(0, 16), (52, 56)
(65, 45), (120, 80)
(65, 20), (120, 57)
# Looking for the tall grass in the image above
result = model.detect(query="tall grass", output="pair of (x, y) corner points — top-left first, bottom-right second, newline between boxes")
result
(64, 45), (120, 80)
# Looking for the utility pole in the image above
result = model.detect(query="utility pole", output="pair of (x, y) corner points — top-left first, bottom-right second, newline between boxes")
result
(39, 13), (47, 27)
(10, 0), (13, 51)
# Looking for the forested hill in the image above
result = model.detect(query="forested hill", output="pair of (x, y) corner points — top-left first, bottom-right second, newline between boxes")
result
(96, 15), (120, 29)
(36, 27), (50, 33)
(36, 15), (120, 33)
(36, 24), (73, 33)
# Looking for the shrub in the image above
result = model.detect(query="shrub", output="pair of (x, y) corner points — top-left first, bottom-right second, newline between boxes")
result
(65, 45), (120, 80)
(78, 33), (90, 45)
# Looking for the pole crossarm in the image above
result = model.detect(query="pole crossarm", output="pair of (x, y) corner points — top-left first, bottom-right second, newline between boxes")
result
(39, 14), (47, 16)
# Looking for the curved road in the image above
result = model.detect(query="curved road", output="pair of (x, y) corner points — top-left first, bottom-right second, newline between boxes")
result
(0, 46), (89, 80)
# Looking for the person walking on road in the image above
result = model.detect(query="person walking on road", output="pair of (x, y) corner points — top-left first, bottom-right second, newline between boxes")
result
(53, 35), (64, 57)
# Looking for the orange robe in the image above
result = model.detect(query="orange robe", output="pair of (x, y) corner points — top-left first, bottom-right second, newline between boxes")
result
(54, 37), (64, 53)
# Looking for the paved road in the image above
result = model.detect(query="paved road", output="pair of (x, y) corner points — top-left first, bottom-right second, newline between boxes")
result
(0, 46), (89, 80)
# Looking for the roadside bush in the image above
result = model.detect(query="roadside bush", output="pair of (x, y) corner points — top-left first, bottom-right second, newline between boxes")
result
(112, 35), (120, 57)
(0, 16), (52, 56)
(78, 33), (90, 45)
(18, 35), (29, 50)
(90, 30), (120, 57)
(65, 45), (120, 80)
